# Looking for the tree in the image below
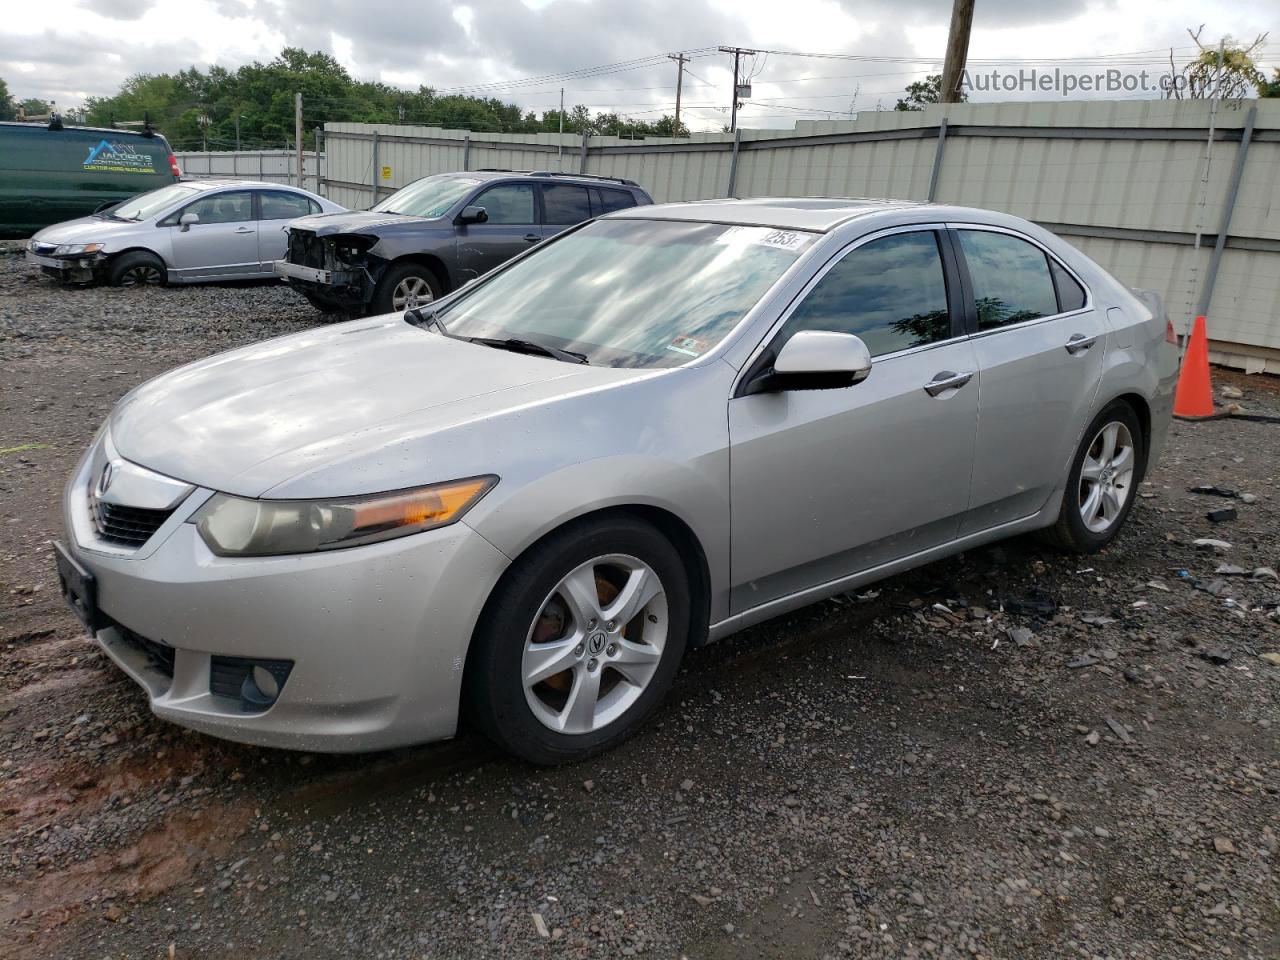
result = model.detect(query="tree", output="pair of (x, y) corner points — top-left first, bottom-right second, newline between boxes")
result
(19, 98), (50, 116)
(0, 76), (14, 121)
(1166, 27), (1268, 99)
(895, 74), (964, 111)
(1257, 68), (1280, 98)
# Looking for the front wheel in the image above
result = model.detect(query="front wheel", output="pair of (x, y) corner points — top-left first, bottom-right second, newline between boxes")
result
(1042, 401), (1144, 552)
(465, 516), (690, 765)
(371, 262), (442, 314)
(107, 251), (166, 287)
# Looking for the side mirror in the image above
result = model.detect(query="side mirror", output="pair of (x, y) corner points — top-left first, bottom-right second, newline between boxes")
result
(745, 330), (873, 395)
(179, 212), (200, 231)
(456, 205), (488, 224)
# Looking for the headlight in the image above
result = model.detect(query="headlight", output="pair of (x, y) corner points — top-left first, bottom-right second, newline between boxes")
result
(54, 243), (105, 256)
(190, 476), (497, 557)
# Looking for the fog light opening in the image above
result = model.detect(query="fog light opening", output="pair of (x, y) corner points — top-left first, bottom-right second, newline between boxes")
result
(241, 665), (282, 711)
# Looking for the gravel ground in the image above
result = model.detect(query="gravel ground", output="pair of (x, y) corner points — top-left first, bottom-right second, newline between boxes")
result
(1, 253), (1278, 960)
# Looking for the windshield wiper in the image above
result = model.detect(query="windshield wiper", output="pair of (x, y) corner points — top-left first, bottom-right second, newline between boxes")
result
(404, 306), (450, 335)
(468, 337), (589, 365)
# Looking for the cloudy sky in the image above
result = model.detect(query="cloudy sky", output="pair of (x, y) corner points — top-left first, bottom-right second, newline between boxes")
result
(1, 0), (1276, 130)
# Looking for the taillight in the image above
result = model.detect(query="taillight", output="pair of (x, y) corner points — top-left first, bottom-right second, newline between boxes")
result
(168, 154), (182, 178)
(1165, 319), (1177, 345)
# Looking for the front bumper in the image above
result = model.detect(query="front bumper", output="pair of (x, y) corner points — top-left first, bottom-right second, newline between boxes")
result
(26, 249), (104, 283)
(62, 445), (510, 752)
(273, 259), (350, 286)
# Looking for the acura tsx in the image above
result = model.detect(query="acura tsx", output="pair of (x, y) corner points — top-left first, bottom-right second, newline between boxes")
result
(56, 197), (1178, 764)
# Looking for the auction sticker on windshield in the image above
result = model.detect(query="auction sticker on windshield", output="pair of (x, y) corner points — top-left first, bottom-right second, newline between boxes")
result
(666, 334), (711, 358)
(714, 226), (813, 252)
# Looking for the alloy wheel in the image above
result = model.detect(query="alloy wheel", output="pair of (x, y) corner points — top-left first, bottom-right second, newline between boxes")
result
(119, 265), (162, 286)
(1078, 420), (1135, 533)
(521, 554), (667, 735)
(391, 276), (434, 310)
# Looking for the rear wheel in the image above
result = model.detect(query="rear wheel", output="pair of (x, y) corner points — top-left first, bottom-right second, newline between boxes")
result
(1041, 401), (1143, 552)
(107, 251), (165, 288)
(371, 262), (442, 314)
(465, 516), (690, 765)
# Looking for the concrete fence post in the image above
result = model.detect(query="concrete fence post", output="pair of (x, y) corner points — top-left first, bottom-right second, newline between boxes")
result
(463, 135), (471, 172)
(927, 118), (949, 202)
(726, 128), (742, 198)
(371, 131), (380, 205)
(1196, 106), (1256, 319)
(579, 132), (589, 175)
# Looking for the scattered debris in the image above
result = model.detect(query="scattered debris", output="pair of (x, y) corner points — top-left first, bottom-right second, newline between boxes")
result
(1007, 626), (1037, 648)
(1003, 591), (1057, 618)
(1105, 717), (1133, 744)
(1206, 508), (1238, 524)
(1080, 614), (1117, 627)
(1252, 567), (1278, 582)
(1259, 653), (1280, 666)
(1067, 655), (1099, 669)
(532, 912), (550, 938)
(1187, 484), (1237, 498)
(1213, 837), (1236, 855)
(1193, 579), (1229, 597)
(1192, 539), (1232, 553)
(1214, 564), (1248, 576)
(1219, 384), (1244, 399)
(1199, 649), (1233, 665)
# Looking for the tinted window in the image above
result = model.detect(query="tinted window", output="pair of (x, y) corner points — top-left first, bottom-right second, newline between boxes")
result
(473, 183), (536, 224)
(1050, 259), (1087, 312)
(778, 231), (951, 357)
(372, 175), (480, 217)
(542, 184), (592, 225)
(182, 191), (254, 225)
(958, 230), (1059, 331)
(260, 190), (314, 220)
(594, 188), (636, 215)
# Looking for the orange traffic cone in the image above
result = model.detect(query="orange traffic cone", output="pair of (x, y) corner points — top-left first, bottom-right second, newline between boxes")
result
(1173, 315), (1215, 419)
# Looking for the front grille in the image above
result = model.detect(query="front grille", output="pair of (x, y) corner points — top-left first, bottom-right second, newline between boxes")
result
(89, 494), (174, 548)
(287, 229), (325, 268)
(116, 624), (176, 678)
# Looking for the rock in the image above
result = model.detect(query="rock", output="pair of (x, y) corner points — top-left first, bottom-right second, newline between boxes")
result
(582, 779), (594, 793)
(691, 894), (712, 907)
(1105, 717), (1133, 744)
(1067, 655), (1099, 668)
(1240, 493), (1258, 504)
(1206, 508), (1238, 523)
(532, 912), (550, 938)
(1259, 653), (1280, 667)
(1219, 384), (1243, 399)
(1187, 484), (1236, 498)
(723, 923), (736, 935)
(1252, 567), (1278, 582)
(1213, 837), (1236, 855)
(1214, 564), (1248, 576)
(1192, 538), (1232, 553)
(1085, 730), (1101, 746)
(680, 779), (694, 792)
(1200, 649), (1232, 665)
(1008, 626), (1036, 648)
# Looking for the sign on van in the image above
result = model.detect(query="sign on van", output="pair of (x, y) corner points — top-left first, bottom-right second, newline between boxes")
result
(83, 139), (157, 174)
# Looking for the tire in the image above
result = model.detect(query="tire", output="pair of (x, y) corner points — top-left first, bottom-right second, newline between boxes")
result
(107, 251), (166, 288)
(302, 291), (345, 314)
(465, 515), (691, 765)
(1041, 400), (1144, 553)
(370, 262), (442, 315)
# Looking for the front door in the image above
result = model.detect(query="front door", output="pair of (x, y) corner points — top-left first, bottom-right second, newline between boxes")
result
(168, 190), (259, 279)
(729, 228), (980, 614)
(950, 227), (1107, 534)
(454, 182), (541, 282)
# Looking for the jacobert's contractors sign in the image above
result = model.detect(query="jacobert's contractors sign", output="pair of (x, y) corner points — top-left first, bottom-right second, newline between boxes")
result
(83, 139), (157, 174)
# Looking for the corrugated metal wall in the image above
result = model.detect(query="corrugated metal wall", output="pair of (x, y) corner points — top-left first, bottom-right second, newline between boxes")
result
(176, 150), (325, 192)
(323, 100), (1280, 371)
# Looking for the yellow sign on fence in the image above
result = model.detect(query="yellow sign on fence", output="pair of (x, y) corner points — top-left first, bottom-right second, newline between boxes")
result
(380, 165), (392, 181)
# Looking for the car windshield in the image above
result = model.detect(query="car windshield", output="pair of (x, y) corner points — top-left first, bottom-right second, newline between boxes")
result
(371, 175), (480, 218)
(109, 184), (201, 221)
(433, 219), (815, 368)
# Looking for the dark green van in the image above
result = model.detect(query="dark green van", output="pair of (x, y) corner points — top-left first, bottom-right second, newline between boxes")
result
(0, 121), (180, 238)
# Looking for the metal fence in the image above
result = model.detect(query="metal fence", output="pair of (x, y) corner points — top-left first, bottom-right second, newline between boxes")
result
(175, 149), (326, 195)
(322, 99), (1280, 373)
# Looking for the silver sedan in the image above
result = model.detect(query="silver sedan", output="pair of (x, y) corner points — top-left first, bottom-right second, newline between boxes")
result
(56, 198), (1177, 764)
(27, 179), (343, 286)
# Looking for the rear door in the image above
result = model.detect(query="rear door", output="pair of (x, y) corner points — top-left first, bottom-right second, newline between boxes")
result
(453, 181), (541, 282)
(541, 182), (594, 238)
(728, 227), (980, 612)
(167, 190), (259, 280)
(951, 225), (1106, 534)
(256, 190), (319, 272)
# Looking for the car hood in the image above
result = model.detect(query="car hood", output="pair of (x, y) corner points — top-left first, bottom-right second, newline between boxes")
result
(109, 316), (648, 498)
(285, 210), (441, 236)
(31, 215), (143, 246)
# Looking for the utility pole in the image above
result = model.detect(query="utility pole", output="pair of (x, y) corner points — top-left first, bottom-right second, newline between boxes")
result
(718, 46), (760, 133)
(294, 91), (303, 186)
(668, 53), (689, 133)
(234, 114), (241, 151)
(940, 0), (975, 103)
(558, 87), (565, 166)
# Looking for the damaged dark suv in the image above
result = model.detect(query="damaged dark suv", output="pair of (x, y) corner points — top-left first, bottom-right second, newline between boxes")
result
(274, 170), (653, 314)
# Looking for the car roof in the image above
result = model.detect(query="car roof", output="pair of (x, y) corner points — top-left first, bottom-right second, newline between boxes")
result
(607, 197), (924, 232)
(0, 121), (171, 142)
(450, 170), (643, 190)
(176, 179), (312, 192)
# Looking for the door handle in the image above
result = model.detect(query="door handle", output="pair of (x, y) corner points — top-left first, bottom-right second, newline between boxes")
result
(234, 227), (255, 234)
(923, 371), (974, 397)
(1065, 333), (1097, 355)
(523, 234), (541, 243)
